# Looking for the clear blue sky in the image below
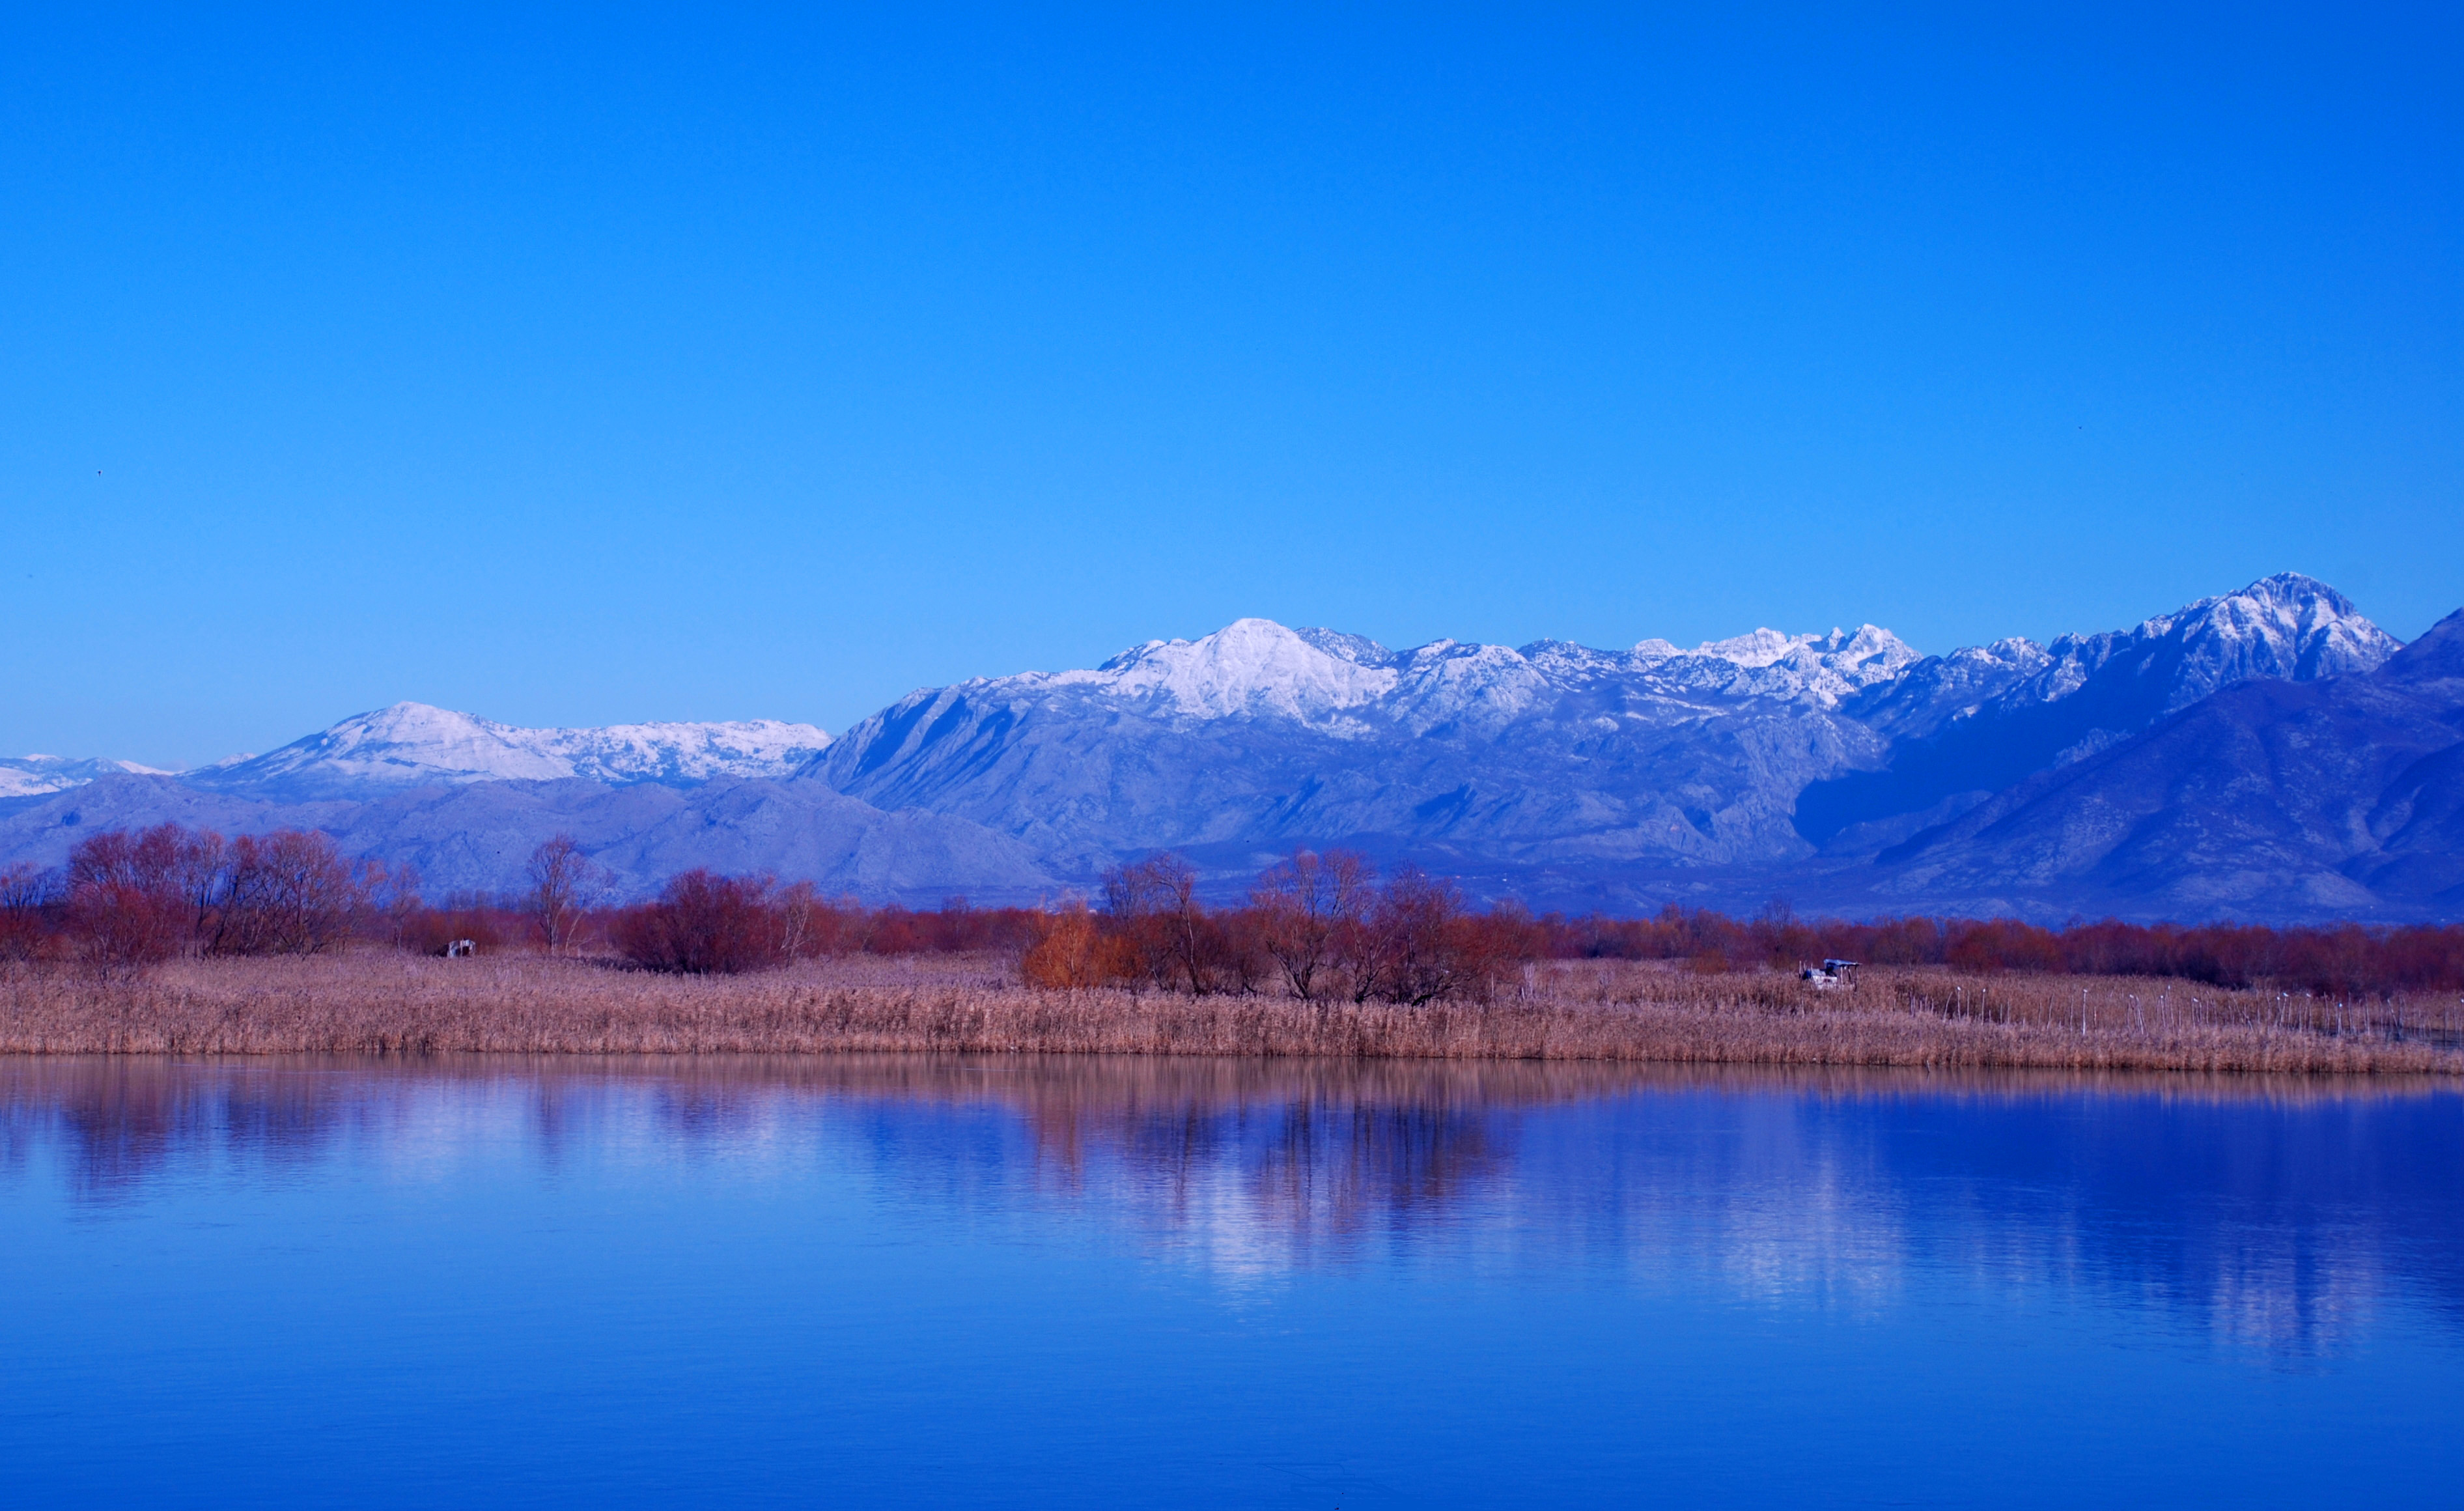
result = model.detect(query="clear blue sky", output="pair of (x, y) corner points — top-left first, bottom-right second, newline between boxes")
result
(4, 5), (2456, 766)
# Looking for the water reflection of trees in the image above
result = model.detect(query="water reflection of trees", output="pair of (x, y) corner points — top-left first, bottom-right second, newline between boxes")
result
(1, 1055), (2455, 1353)
(975, 1060), (1586, 1262)
(0, 1057), (352, 1202)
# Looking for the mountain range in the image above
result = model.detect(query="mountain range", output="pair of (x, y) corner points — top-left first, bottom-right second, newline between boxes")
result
(183, 702), (832, 798)
(3, 573), (2455, 922)
(0, 755), (176, 800)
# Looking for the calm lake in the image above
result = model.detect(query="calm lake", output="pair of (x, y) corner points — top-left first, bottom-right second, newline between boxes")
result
(1, 1056), (2457, 1508)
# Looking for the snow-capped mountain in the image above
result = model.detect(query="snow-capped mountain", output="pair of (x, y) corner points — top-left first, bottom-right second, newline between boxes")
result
(809, 574), (2405, 892)
(2023, 572), (2400, 711)
(0, 755), (174, 800)
(959, 615), (1925, 737)
(1866, 607), (2464, 920)
(1797, 574), (2399, 848)
(1058, 618), (1403, 727)
(1, 572), (2440, 921)
(188, 702), (832, 800)
(811, 614), (1929, 874)
(1629, 624), (1924, 703)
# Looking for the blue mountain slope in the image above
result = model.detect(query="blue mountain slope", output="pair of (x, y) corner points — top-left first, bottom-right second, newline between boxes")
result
(1864, 610), (2464, 919)
(0, 774), (1050, 903)
(1793, 575), (2398, 850)
(810, 577), (2398, 901)
(808, 617), (1919, 877)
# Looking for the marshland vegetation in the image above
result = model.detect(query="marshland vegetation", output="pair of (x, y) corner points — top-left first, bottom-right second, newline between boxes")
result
(2, 823), (2457, 1072)
(2, 951), (2456, 1074)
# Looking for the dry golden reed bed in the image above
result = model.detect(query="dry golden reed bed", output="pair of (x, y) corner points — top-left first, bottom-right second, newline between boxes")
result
(3, 950), (2457, 1075)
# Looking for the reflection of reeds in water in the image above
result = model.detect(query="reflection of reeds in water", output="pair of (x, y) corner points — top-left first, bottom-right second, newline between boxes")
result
(11, 1049), (2441, 1207)
(3, 1052), (2452, 1357)
(2, 952), (2459, 1073)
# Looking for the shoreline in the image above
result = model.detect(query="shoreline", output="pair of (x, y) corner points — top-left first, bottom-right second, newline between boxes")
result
(3, 953), (2457, 1075)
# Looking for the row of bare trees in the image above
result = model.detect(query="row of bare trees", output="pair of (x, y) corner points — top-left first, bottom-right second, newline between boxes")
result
(0, 825), (598, 967)
(36, 822), (2446, 1000)
(0, 828), (1538, 996)
(0, 823), (1047, 969)
(580, 845), (1543, 997)
(1024, 850), (1542, 1004)
(0, 823), (405, 965)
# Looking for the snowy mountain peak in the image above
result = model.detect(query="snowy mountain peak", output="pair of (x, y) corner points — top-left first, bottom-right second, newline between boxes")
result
(194, 702), (833, 798)
(1387, 640), (1552, 733)
(1696, 627), (1808, 668)
(1291, 626), (1399, 668)
(2149, 572), (2400, 681)
(1072, 618), (1401, 722)
(1692, 623), (1918, 676)
(2026, 573), (2400, 713)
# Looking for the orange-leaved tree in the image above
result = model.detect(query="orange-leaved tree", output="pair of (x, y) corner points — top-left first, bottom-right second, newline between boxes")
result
(1020, 903), (1134, 990)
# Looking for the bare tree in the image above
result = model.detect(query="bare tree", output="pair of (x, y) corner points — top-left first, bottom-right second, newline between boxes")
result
(1365, 865), (1468, 1006)
(1249, 848), (1374, 1002)
(527, 834), (610, 955)
(363, 859), (424, 950)
(65, 823), (212, 965)
(1103, 851), (1215, 993)
(210, 829), (365, 956)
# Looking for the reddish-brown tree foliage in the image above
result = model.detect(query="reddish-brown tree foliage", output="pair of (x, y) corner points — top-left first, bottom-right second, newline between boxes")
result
(24, 823), (2462, 1000)
(62, 823), (212, 964)
(1048, 850), (1542, 1005)
(611, 869), (807, 974)
(49, 822), (375, 962)
(0, 862), (59, 962)
(1100, 852), (1267, 994)
(206, 830), (370, 955)
(1525, 905), (2464, 998)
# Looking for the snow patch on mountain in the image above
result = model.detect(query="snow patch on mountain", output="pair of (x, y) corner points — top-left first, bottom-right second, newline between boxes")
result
(1291, 627), (1400, 668)
(195, 703), (833, 797)
(1387, 640), (1553, 733)
(1612, 623), (1924, 705)
(1843, 638), (2056, 741)
(0, 755), (174, 800)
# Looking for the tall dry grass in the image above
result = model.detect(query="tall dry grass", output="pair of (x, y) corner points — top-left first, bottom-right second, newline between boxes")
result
(1, 950), (2457, 1073)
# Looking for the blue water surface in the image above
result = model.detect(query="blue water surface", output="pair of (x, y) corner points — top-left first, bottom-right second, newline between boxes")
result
(1, 1056), (2457, 1508)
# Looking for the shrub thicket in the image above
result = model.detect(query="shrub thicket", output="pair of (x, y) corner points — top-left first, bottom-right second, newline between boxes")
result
(15, 826), (2462, 1000)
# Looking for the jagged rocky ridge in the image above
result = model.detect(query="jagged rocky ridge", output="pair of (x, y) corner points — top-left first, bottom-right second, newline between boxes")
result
(1849, 607), (2464, 920)
(0, 574), (2448, 920)
(813, 615), (1924, 877)
(810, 574), (2401, 892)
